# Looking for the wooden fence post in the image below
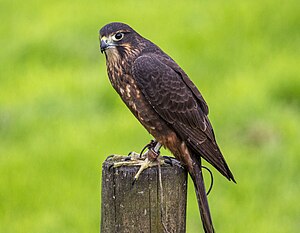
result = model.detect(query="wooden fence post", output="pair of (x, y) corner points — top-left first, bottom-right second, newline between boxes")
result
(101, 155), (188, 233)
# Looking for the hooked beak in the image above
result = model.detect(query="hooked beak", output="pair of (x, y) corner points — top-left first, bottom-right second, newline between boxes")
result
(100, 36), (115, 53)
(100, 39), (108, 53)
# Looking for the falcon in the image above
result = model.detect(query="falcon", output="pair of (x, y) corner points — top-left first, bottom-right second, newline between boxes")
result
(99, 22), (235, 233)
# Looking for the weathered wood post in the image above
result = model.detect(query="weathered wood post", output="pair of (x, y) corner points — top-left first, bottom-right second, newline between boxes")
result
(101, 155), (188, 233)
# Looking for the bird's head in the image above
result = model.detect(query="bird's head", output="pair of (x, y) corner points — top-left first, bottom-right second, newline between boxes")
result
(99, 22), (144, 62)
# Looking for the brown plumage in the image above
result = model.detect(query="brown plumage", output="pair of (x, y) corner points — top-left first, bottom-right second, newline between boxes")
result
(99, 22), (235, 233)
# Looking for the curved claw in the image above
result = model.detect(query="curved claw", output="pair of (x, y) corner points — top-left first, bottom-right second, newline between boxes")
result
(132, 178), (137, 186)
(124, 156), (132, 161)
(106, 154), (115, 160)
(108, 163), (114, 171)
(163, 156), (173, 166)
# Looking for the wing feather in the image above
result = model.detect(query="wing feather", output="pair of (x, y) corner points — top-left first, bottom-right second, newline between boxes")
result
(132, 53), (234, 181)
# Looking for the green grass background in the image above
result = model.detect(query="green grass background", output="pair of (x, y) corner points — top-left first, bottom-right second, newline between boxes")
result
(1, 0), (299, 232)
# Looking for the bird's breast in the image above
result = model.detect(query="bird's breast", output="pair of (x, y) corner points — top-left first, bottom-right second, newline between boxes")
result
(107, 68), (162, 131)
(105, 58), (176, 145)
(114, 73), (144, 115)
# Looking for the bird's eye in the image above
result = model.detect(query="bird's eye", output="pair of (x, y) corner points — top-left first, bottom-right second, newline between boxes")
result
(113, 32), (124, 41)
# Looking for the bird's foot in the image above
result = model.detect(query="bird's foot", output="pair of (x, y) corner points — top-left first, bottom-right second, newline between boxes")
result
(106, 152), (142, 168)
(106, 153), (166, 183)
(106, 140), (176, 183)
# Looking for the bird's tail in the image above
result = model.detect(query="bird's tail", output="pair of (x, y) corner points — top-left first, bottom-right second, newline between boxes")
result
(189, 153), (215, 233)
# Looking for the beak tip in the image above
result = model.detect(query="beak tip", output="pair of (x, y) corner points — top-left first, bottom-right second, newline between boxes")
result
(100, 40), (108, 54)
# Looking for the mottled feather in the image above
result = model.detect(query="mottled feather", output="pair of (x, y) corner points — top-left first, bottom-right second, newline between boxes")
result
(132, 54), (235, 181)
(100, 22), (236, 233)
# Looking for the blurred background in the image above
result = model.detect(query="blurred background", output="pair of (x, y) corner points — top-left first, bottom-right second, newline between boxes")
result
(0, 0), (299, 232)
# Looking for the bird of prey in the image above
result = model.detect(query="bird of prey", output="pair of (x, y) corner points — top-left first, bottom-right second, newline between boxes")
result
(99, 22), (235, 233)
